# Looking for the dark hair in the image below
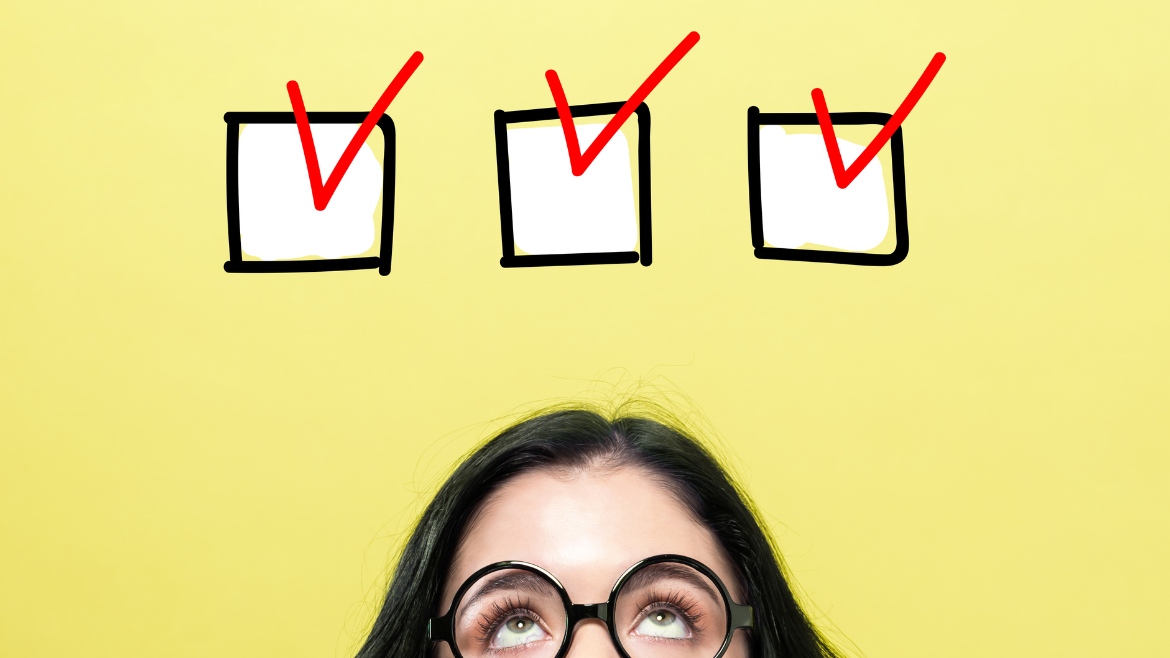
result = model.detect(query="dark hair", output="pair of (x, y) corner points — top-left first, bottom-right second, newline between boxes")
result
(355, 407), (846, 658)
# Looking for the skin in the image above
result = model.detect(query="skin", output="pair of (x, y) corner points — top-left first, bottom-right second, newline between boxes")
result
(436, 465), (750, 658)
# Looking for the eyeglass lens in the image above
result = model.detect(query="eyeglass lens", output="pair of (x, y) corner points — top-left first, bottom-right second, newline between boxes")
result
(451, 563), (729, 658)
(453, 568), (566, 658)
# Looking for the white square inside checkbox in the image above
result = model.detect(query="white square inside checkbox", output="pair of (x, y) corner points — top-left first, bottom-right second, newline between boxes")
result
(758, 125), (890, 252)
(237, 123), (382, 261)
(506, 123), (638, 255)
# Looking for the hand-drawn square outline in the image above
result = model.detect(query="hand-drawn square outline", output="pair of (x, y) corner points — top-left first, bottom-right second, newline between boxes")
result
(493, 102), (652, 268)
(747, 106), (908, 266)
(222, 112), (395, 275)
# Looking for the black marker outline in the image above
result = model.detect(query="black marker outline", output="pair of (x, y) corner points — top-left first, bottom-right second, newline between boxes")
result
(747, 106), (908, 266)
(222, 111), (395, 275)
(494, 102), (651, 268)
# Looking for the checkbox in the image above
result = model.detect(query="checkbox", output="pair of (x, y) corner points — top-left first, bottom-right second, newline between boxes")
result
(747, 107), (908, 266)
(494, 102), (651, 267)
(222, 112), (395, 274)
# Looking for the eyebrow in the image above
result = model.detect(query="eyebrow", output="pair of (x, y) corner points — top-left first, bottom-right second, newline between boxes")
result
(460, 571), (560, 614)
(621, 563), (722, 604)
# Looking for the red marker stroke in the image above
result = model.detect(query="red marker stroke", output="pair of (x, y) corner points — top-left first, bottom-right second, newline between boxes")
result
(547, 31), (700, 176)
(813, 52), (946, 189)
(288, 51), (424, 211)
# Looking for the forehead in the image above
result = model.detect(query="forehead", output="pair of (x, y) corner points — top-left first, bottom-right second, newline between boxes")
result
(441, 466), (742, 610)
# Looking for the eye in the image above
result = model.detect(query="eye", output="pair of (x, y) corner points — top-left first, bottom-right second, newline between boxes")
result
(491, 614), (550, 648)
(633, 608), (691, 639)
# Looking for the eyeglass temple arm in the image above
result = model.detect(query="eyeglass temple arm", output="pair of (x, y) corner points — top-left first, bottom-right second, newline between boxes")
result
(427, 613), (454, 643)
(730, 603), (754, 629)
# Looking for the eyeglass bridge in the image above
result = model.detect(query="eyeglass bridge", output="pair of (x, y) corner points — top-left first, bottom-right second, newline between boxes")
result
(568, 602), (610, 624)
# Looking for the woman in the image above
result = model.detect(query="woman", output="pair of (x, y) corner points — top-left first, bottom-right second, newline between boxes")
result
(356, 406), (847, 658)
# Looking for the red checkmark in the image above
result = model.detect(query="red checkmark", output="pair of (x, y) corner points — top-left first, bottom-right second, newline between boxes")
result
(813, 52), (946, 189)
(545, 31), (700, 177)
(287, 51), (424, 211)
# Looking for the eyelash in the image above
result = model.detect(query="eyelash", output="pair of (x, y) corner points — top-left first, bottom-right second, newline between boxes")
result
(475, 596), (544, 646)
(632, 588), (706, 634)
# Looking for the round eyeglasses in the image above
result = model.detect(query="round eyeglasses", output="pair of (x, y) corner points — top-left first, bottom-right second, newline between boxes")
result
(428, 554), (753, 658)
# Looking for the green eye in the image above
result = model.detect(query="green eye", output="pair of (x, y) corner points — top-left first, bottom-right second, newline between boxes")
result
(634, 609), (689, 638)
(492, 615), (549, 648)
(651, 611), (675, 625)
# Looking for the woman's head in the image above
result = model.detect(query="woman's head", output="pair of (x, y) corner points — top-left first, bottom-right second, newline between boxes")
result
(356, 407), (844, 658)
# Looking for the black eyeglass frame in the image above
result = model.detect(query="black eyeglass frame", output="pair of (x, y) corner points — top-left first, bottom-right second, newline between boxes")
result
(428, 554), (754, 658)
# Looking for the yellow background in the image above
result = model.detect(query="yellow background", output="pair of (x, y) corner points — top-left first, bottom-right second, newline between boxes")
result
(2, 1), (1167, 657)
